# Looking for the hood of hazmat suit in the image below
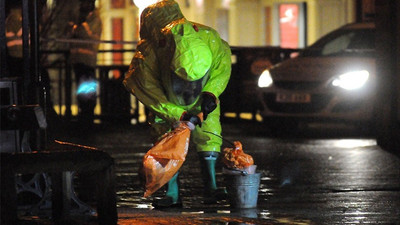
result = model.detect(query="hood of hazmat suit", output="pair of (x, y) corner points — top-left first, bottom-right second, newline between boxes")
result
(123, 0), (231, 137)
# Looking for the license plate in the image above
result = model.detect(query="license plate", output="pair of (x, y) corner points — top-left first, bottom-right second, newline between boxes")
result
(276, 93), (311, 103)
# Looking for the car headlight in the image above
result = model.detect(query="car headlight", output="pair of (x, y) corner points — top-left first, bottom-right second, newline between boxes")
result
(332, 70), (369, 90)
(258, 70), (273, 88)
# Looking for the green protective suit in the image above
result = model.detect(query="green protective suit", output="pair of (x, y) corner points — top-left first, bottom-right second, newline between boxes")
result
(123, 0), (231, 152)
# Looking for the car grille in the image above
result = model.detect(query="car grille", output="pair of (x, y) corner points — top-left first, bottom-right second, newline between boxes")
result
(273, 81), (322, 90)
(264, 93), (333, 113)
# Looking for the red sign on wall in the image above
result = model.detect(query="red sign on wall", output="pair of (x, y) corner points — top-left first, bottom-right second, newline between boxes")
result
(279, 4), (299, 48)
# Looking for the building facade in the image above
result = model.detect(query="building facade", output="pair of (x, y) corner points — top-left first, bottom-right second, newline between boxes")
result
(97, 0), (359, 66)
(43, 0), (371, 118)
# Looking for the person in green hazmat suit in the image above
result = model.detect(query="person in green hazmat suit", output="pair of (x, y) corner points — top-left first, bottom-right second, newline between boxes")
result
(123, 0), (231, 208)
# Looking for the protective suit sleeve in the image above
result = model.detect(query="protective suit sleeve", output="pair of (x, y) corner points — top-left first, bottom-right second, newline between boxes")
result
(201, 29), (232, 98)
(123, 40), (186, 123)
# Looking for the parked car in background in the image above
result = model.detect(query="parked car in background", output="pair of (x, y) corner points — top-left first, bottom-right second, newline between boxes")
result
(220, 46), (299, 120)
(257, 22), (376, 130)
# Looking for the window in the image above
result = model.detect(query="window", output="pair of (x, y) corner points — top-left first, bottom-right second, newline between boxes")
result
(274, 3), (306, 48)
(111, 0), (125, 8)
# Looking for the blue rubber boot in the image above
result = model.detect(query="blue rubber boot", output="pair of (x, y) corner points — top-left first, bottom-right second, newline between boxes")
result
(152, 172), (182, 208)
(199, 152), (227, 204)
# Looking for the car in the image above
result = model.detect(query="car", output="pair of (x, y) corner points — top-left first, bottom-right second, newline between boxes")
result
(256, 22), (376, 130)
(220, 46), (298, 120)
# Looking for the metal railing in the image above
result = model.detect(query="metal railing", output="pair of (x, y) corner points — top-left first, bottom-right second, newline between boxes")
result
(41, 49), (139, 123)
(40, 46), (300, 124)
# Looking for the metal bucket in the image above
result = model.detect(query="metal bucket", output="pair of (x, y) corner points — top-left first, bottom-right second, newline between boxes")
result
(224, 173), (261, 208)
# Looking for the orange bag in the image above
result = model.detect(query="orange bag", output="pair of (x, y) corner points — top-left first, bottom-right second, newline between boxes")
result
(222, 141), (254, 169)
(142, 122), (191, 197)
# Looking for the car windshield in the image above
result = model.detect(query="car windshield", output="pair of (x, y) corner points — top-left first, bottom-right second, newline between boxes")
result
(300, 28), (375, 57)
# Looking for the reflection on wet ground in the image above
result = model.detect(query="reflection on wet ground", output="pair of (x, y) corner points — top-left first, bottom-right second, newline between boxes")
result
(17, 120), (400, 224)
(116, 209), (312, 225)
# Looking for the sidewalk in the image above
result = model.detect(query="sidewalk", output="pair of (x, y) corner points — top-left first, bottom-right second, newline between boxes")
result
(57, 121), (303, 225)
(17, 119), (400, 224)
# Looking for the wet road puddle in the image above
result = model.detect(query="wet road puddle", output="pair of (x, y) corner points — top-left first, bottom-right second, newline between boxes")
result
(117, 211), (313, 225)
(17, 209), (313, 225)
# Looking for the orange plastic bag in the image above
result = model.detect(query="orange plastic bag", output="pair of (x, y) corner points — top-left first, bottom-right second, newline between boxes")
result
(142, 122), (191, 197)
(222, 141), (254, 169)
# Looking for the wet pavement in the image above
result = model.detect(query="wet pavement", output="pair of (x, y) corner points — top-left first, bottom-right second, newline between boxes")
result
(17, 119), (400, 224)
